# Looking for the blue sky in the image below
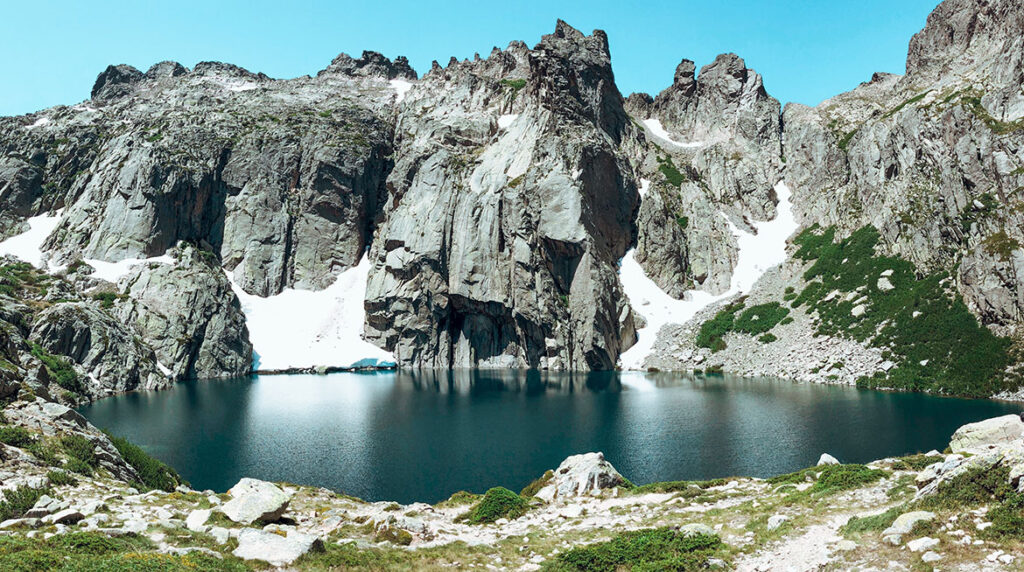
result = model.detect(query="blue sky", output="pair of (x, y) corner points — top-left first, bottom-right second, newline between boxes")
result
(1, 0), (942, 117)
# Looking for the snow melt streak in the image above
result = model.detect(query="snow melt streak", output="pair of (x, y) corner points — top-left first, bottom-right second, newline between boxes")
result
(228, 254), (394, 371)
(619, 182), (797, 369)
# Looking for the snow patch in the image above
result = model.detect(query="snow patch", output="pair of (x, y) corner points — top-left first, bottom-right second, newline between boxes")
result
(0, 211), (63, 268)
(619, 181), (797, 369)
(83, 255), (176, 283)
(25, 116), (50, 130)
(638, 178), (651, 197)
(642, 118), (704, 149)
(390, 79), (413, 103)
(497, 114), (518, 129)
(227, 253), (394, 371)
(155, 362), (172, 377)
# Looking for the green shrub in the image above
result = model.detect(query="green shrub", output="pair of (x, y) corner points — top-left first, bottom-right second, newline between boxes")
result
(104, 432), (182, 492)
(27, 441), (60, 466)
(696, 299), (745, 351)
(47, 470), (78, 487)
(734, 303), (789, 335)
(462, 487), (528, 524)
(0, 485), (50, 521)
(552, 527), (722, 571)
(60, 435), (97, 472)
(499, 78), (527, 97)
(759, 333), (777, 344)
(434, 490), (480, 508)
(812, 464), (887, 494)
(0, 426), (35, 448)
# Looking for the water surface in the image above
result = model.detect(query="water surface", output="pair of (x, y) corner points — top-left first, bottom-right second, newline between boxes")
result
(79, 371), (1021, 503)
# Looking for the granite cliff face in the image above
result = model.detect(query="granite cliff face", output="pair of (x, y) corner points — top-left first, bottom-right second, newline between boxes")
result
(1, 0), (1024, 397)
(364, 22), (640, 369)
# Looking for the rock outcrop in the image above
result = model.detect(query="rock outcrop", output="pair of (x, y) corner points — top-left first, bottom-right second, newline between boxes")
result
(364, 21), (640, 370)
(534, 452), (628, 501)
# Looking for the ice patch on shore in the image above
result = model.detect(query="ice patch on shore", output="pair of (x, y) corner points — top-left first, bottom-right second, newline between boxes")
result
(619, 182), (797, 369)
(0, 211), (63, 268)
(227, 253), (394, 371)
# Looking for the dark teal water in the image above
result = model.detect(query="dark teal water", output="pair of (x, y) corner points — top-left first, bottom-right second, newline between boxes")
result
(78, 371), (1021, 504)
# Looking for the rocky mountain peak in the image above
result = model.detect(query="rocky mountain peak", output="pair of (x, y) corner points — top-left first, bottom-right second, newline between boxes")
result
(906, 0), (1024, 78)
(672, 59), (697, 94)
(529, 20), (627, 142)
(319, 50), (417, 80)
(144, 61), (188, 80)
(91, 64), (144, 100)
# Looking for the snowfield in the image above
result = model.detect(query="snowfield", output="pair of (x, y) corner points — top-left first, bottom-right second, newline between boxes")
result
(619, 181), (797, 369)
(83, 255), (176, 283)
(497, 114), (519, 129)
(0, 212), (63, 268)
(228, 253), (395, 371)
(389, 79), (413, 103)
(642, 118), (704, 149)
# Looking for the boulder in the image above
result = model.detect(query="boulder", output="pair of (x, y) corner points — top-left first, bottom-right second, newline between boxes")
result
(817, 453), (840, 466)
(906, 536), (940, 552)
(47, 509), (85, 525)
(766, 515), (789, 530)
(881, 511), (935, 537)
(185, 509), (211, 532)
(220, 478), (291, 525)
(679, 523), (716, 537)
(232, 528), (324, 566)
(534, 453), (628, 502)
(949, 415), (1024, 453)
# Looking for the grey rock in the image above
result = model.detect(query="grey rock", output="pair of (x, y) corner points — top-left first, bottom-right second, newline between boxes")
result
(950, 414), (1024, 453)
(882, 511), (935, 537)
(534, 452), (627, 502)
(817, 453), (840, 466)
(185, 509), (211, 532)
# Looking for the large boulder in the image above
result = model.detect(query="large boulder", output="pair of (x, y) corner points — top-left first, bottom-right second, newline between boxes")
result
(220, 478), (291, 525)
(949, 414), (1024, 454)
(534, 452), (627, 502)
(232, 528), (324, 566)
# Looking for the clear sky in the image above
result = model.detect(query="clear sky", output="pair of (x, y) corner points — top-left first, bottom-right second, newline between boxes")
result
(1, 0), (942, 117)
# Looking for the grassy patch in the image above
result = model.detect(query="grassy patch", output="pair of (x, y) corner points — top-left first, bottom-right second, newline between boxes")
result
(460, 487), (528, 524)
(499, 78), (527, 98)
(521, 470), (553, 498)
(841, 506), (903, 535)
(811, 464), (887, 495)
(983, 230), (1021, 262)
(656, 155), (686, 187)
(983, 492), (1024, 540)
(696, 300), (788, 351)
(435, 490), (481, 509)
(548, 528), (723, 571)
(60, 434), (98, 475)
(963, 94), (1024, 134)
(892, 454), (943, 471)
(917, 465), (1014, 510)
(46, 470), (79, 487)
(105, 431), (183, 492)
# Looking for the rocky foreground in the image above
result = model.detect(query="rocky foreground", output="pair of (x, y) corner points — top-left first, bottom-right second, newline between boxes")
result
(1, 401), (1024, 570)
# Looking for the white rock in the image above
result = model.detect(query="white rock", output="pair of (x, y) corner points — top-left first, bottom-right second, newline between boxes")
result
(834, 539), (857, 551)
(210, 527), (230, 544)
(45, 509), (84, 525)
(950, 415), (1024, 453)
(851, 304), (866, 317)
(679, 523), (715, 537)
(882, 511), (935, 536)
(921, 551), (942, 563)
(766, 515), (789, 530)
(877, 276), (894, 292)
(221, 478), (291, 525)
(186, 509), (212, 532)
(817, 453), (840, 466)
(906, 536), (939, 552)
(232, 528), (325, 566)
(534, 453), (626, 502)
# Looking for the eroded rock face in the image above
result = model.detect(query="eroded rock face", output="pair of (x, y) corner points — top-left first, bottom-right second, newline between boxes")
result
(949, 414), (1024, 453)
(29, 302), (169, 396)
(119, 245), (252, 380)
(364, 21), (640, 370)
